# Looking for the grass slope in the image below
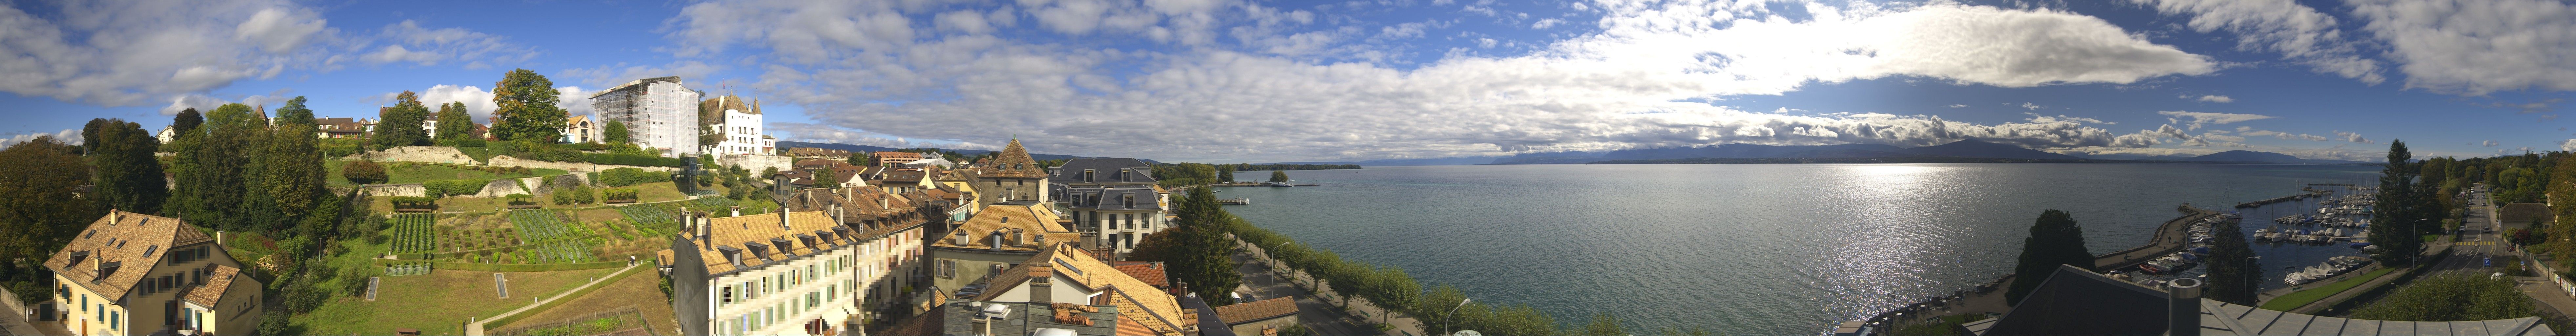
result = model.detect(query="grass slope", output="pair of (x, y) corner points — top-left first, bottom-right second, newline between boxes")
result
(2259, 267), (2394, 311)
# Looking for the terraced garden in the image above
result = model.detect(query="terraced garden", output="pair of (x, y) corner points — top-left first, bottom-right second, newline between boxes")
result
(390, 214), (440, 254)
(509, 210), (599, 264)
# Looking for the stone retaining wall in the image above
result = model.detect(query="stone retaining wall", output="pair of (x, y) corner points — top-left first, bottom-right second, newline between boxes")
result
(361, 183), (427, 197)
(488, 155), (675, 173)
(349, 146), (477, 165)
(718, 154), (793, 175)
(474, 179), (529, 198)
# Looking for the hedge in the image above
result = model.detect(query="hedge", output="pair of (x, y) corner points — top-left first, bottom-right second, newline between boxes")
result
(423, 179), (493, 197)
(598, 168), (671, 187)
(586, 153), (682, 167)
(602, 188), (639, 202)
(390, 196), (438, 210)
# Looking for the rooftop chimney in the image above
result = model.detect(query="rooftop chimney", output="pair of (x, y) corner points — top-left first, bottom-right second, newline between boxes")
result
(780, 208), (793, 231)
(2167, 277), (2203, 336)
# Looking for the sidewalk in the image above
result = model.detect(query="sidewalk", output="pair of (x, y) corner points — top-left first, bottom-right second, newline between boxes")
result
(1237, 240), (1425, 336)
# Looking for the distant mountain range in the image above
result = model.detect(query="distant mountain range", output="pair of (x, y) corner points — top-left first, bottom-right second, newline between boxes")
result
(775, 141), (1132, 162)
(1266, 140), (2371, 166)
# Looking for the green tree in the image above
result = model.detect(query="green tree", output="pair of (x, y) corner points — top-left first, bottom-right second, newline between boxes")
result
(2006, 209), (2092, 305)
(1370, 266), (1421, 325)
(490, 69), (567, 142)
(1416, 284), (1469, 335)
(601, 119), (630, 144)
(86, 118), (167, 215)
(80, 118), (107, 154)
(811, 166), (839, 187)
(2371, 140), (2429, 266)
(2204, 216), (2261, 305)
(2348, 273), (2534, 321)
(847, 152), (868, 167)
(164, 109), (203, 216)
(434, 101), (474, 140)
(1270, 171), (1290, 182)
(375, 91), (432, 147)
(265, 97), (327, 220)
(0, 136), (98, 270)
(699, 124), (724, 147)
(1168, 187), (1242, 304)
(180, 103), (274, 231)
(1218, 165), (1234, 182)
(1581, 312), (1624, 336)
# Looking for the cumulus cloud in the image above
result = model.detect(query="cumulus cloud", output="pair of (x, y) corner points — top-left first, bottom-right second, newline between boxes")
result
(2334, 131), (2374, 144)
(2350, 1), (2576, 94)
(2020, 102), (2044, 110)
(0, 1), (338, 106)
(2157, 110), (2275, 130)
(556, 61), (725, 90)
(2563, 139), (2576, 152)
(1946, 104), (1967, 108)
(158, 92), (293, 116)
(360, 20), (536, 68)
(2188, 94), (2233, 103)
(382, 85), (591, 121)
(0, 129), (81, 149)
(663, 2), (2221, 161)
(2136, 0), (2382, 83)
(2484, 140), (2500, 147)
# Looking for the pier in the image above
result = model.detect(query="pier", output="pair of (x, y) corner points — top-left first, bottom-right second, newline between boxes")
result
(1217, 198), (1250, 205)
(2236, 188), (2336, 208)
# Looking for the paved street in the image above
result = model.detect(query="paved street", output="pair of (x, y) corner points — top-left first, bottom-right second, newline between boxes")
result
(1234, 243), (1386, 336)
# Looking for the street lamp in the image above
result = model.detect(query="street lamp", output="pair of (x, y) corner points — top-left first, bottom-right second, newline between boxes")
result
(1443, 298), (1473, 336)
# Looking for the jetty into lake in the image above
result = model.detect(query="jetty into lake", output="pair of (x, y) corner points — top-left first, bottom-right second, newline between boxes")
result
(1217, 198), (1250, 205)
(2236, 187), (2335, 208)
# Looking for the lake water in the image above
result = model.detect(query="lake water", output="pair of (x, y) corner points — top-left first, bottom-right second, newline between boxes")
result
(1219, 163), (2383, 334)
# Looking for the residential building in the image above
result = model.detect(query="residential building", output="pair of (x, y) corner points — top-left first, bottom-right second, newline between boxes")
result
(926, 204), (1082, 296)
(592, 76), (702, 157)
(971, 243), (1199, 335)
(314, 118), (367, 138)
(46, 211), (262, 336)
(972, 140), (1051, 204)
(659, 209), (866, 336)
(1050, 158), (1168, 257)
(561, 115), (599, 144)
(780, 184), (944, 326)
(1111, 261), (1175, 295)
(873, 152), (925, 167)
(155, 125), (175, 144)
(700, 94), (772, 156)
(2503, 203), (2552, 227)
(1212, 298), (1298, 336)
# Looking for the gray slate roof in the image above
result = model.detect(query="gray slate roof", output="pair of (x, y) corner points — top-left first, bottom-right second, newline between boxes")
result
(1053, 158), (1157, 184)
(1063, 187), (1160, 211)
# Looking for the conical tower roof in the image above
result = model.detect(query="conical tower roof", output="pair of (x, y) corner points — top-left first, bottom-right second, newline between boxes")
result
(985, 138), (1046, 178)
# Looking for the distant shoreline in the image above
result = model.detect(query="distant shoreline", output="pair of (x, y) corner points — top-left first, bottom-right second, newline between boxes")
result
(1556, 157), (2383, 165)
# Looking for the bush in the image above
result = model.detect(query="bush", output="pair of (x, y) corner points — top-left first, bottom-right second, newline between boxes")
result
(588, 153), (682, 167)
(258, 310), (290, 335)
(344, 160), (388, 185)
(424, 179), (493, 197)
(2349, 273), (2535, 321)
(322, 143), (360, 157)
(286, 285), (330, 313)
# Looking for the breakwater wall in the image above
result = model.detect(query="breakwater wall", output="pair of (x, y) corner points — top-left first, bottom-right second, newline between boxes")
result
(2237, 188), (2335, 208)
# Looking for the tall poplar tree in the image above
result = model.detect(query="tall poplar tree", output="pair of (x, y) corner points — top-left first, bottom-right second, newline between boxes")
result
(490, 69), (567, 142)
(376, 92), (431, 147)
(87, 118), (167, 215)
(434, 101), (474, 140)
(2006, 209), (2091, 305)
(165, 109), (203, 217)
(183, 104), (264, 230)
(1169, 187), (1242, 304)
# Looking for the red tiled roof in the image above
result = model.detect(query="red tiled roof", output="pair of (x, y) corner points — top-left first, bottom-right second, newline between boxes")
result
(1113, 261), (1171, 290)
(1212, 298), (1298, 325)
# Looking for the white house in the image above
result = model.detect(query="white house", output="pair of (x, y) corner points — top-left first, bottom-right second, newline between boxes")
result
(699, 94), (770, 156)
(592, 76), (701, 157)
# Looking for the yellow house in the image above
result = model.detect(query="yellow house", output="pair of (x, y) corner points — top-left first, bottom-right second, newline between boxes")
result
(47, 211), (262, 336)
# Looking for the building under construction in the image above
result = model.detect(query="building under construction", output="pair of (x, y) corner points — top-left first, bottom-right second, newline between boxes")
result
(590, 76), (702, 157)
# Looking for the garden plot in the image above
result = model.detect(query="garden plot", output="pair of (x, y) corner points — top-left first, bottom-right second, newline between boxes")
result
(391, 214), (440, 254)
(508, 210), (597, 263)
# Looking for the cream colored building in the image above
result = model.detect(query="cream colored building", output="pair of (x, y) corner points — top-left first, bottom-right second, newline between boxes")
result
(967, 243), (1198, 336)
(48, 211), (261, 336)
(972, 139), (1050, 204)
(926, 204), (1082, 295)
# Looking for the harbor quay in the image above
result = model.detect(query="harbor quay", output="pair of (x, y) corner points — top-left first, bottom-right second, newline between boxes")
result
(1853, 204), (2220, 331)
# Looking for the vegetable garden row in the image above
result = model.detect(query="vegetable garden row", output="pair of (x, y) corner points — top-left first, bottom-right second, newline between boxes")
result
(507, 210), (598, 264)
(391, 214), (439, 254)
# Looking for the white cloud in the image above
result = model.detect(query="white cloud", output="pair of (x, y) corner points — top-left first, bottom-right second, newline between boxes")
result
(1531, 18), (1564, 29)
(360, 20), (535, 68)
(2484, 140), (2500, 147)
(2562, 139), (2576, 152)
(0, 129), (81, 149)
(2334, 131), (2374, 144)
(1946, 104), (1967, 108)
(2020, 102), (2044, 110)
(0, 1), (342, 106)
(407, 85), (495, 120)
(2188, 94), (2233, 103)
(158, 92), (291, 116)
(665, 2), (2222, 161)
(2135, 0), (2383, 83)
(2156, 111), (2275, 130)
(2350, 1), (2576, 94)
(556, 61), (725, 89)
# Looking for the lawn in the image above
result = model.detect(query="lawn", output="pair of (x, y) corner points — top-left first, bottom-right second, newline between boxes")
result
(491, 265), (679, 335)
(2259, 267), (2396, 311)
(289, 267), (621, 336)
(456, 146), (496, 163)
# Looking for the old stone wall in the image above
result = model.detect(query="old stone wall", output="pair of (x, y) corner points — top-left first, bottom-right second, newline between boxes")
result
(474, 179), (529, 198)
(361, 183), (427, 198)
(718, 154), (794, 176)
(349, 146), (477, 165)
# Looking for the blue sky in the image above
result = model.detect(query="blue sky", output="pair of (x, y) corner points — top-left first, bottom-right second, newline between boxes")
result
(3, 0), (2573, 162)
